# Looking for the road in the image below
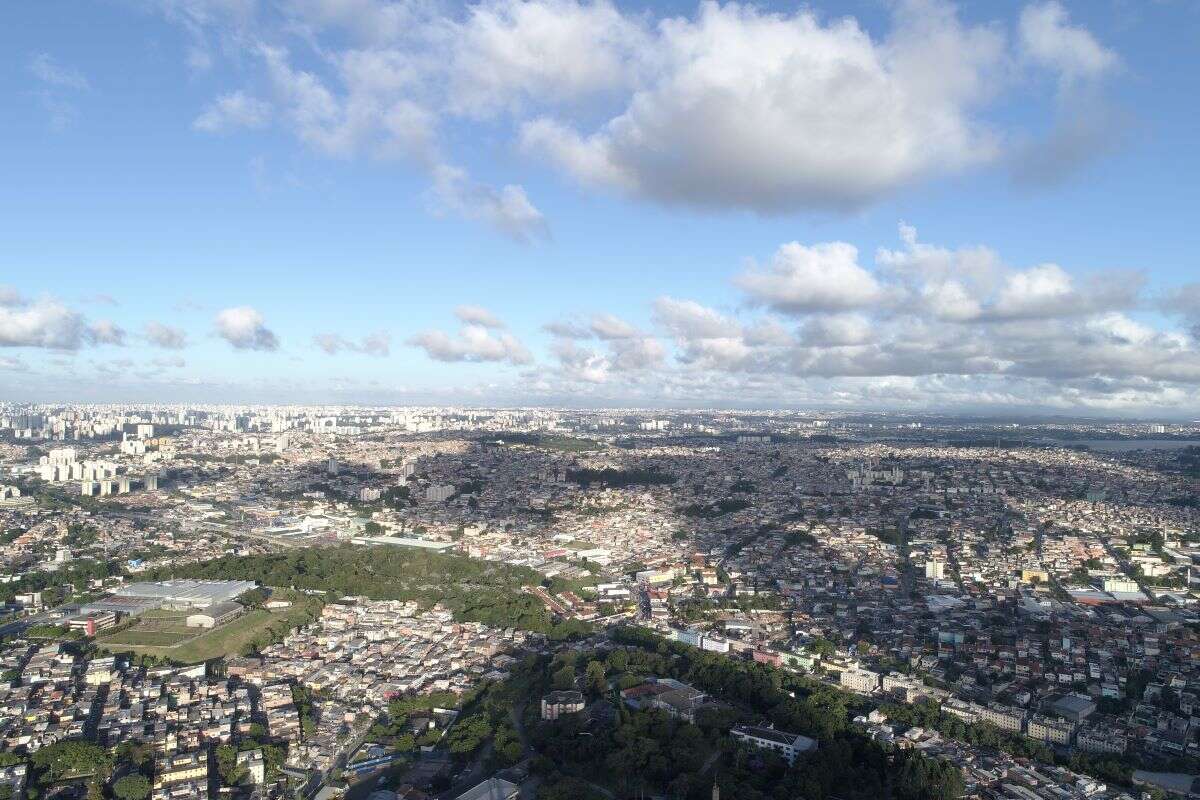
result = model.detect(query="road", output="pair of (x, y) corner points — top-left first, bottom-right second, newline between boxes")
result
(0, 608), (62, 639)
(104, 508), (306, 549)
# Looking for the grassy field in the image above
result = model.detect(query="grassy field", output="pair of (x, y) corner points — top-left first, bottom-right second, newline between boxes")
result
(101, 629), (193, 647)
(98, 597), (320, 663)
(496, 433), (601, 452)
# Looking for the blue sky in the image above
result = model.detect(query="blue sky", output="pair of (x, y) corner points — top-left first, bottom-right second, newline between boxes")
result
(3, 0), (1200, 415)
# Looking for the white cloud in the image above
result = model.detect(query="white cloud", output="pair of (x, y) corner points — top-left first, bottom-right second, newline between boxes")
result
(800, 314), (873, 347)
(522, 0), (1005, 211)
(609, 336), (665, 370)
(991, 263), (1074, 318)
(163, 0), (1122, 226)
(920, 280), (983, 322)
(879, 223), (1140, 321)
(214, 306), (279, 350)
(430, 165), (547, 242)
(28, 53), (89, 90)
(313, 331), (391, 356)
(550, 339), (611, 383)
(1083, 313), (1156, 347)
(28, 53), (90, 131)
(1159, 283), (1200, 328)
(737, 241), (884, 314)
(446, 0), (647, 116)
(544, 311), (664, 379)
(0, 286), (24, 307)
(652, 297), (739, 339)
(408, 316), (531, 364)
(0, 297), (89, 350)
(143, 321), (189, 349)
(454, 305), (505, 329)
(88, 320), (127, 346)
(588, 313), (640, 340)
(518, 224), (1198, 411)
(1019, 2), (1118, 84)
(193, 90), (272, 132)
(543, 313), (642, 340)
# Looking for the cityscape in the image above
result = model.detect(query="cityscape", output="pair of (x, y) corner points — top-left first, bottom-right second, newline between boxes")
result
(5, 1), (1200, 799)
(0, 407), (1196, 800)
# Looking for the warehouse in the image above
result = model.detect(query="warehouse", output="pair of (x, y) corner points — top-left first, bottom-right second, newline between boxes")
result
(109, 579), (256, 610)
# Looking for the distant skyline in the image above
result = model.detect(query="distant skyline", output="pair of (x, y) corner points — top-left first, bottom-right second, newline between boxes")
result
(4, 0), (1200, 416)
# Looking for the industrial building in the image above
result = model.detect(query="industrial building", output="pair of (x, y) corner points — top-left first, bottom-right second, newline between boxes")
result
(108, 579), (256, 610)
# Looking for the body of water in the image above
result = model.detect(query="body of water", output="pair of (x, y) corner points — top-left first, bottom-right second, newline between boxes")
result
(1062, 439), (1200, 452)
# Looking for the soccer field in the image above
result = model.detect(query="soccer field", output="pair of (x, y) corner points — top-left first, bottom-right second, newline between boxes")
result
(97, 598), (320, 663)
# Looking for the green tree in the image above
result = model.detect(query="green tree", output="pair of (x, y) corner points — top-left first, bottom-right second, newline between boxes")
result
(31, 740), (111, 781)
(552, 665), (576, 691)
(113, 774), (152, 800)
(585, 661), (607, 694)
(215, 744), (247, 786)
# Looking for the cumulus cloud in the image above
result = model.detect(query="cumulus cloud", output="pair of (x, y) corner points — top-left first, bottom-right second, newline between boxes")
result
(518, 225), (1199, 413)
(253, 43), (546, 240)
(523, 0), (1008, 211)
(1160, 283), (1200, 341)
(653, 297), (739, 339)
(88, 320), (127, 346)
(193, 90), (272, 132)
(214, 306), (279, 351)
(544, 310), (664, 380)
(430, 165), (548, 242)
(0, 296), (90, 350)
(1018, 2), (1118, 85)
(1009, 3), (1122, 184)
(609, 336), (666, 371)
(544, 313), (643, 340)
(313, 331), (391, 356)
(408, 310), (531, 365)
(550, 339), (612, 383)
(737, 242), (885, 314)
(800, 314), (873, 347)
(454, 305), (506, 329)
(163, 0), (1122, 223)
(143, 321), (189, 349)
(446, 0), (647, 116)
(588, 313), (641, 340)
(877, 223), (1141, 321)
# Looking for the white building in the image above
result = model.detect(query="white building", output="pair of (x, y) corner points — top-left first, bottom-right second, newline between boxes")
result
(424, 484), (455, 502)
(730, 725), (817, 764)
(839, 669), (880, 694)
(456, 778), (519, 800)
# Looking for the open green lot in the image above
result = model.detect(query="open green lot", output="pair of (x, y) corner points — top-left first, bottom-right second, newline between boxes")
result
(97, 596), (320, 663)
(101, 629), (194, 647)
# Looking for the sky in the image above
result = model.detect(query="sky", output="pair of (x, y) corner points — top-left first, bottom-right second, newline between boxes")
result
(3, 0), (1200, 417)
